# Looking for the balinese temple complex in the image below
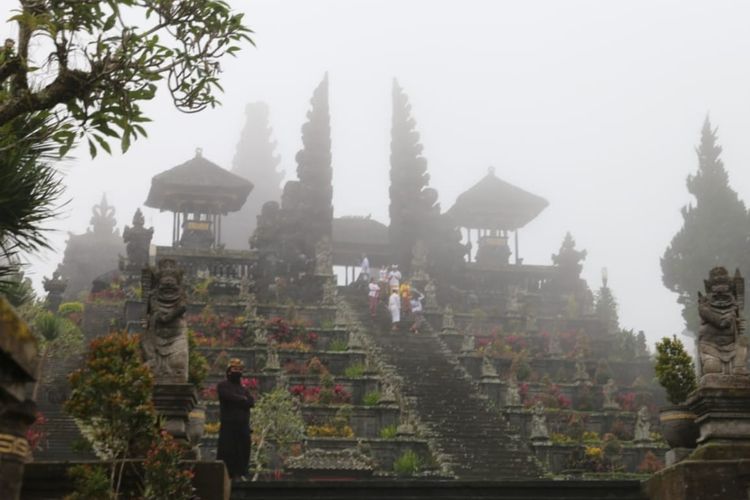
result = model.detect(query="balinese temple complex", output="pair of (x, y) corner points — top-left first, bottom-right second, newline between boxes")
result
(20, 82), (736, 500)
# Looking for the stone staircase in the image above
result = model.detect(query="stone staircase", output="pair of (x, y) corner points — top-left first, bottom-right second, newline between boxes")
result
(344, 293), (544, 481)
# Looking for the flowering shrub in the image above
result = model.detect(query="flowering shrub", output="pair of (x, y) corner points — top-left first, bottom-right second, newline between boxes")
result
(550, 432), (575, 444)
(204, 422), (220, 435)
(200, 386), (218, 401)
(290, 383), (351, 405)
(616, 391), (637, 412)
(266, 317), (317, 347)
(582, 431), (600, 443)
(242, 377), (259, 392)
(307, 357), (329, 375)
(306, 423), (354, 438)
(277, 340), (311, 352)
(142, 431), (194, 500)
(610, 419), (634, 441)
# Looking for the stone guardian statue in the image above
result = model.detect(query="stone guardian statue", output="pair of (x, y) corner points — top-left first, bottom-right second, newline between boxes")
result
(697, 267), (749, 378)
(142, 259), (188, 384)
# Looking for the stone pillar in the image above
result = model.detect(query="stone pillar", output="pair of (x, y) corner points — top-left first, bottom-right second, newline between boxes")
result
(0, 297), (39, 500)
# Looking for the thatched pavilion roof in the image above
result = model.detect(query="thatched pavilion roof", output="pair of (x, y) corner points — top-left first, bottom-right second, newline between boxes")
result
(145, 149), (253, 214)
(446, 167), (548, 230)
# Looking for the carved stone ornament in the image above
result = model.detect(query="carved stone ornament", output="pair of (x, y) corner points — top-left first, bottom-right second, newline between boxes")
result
(142, 259), (188, 384)
(442, 306), (456, 332)
(697, 267), (749, 380)
(530, 401), (549, 441)
(634, 405), (652, 442)
(504, 375), (522, 407)
(602, 378), (620, 410)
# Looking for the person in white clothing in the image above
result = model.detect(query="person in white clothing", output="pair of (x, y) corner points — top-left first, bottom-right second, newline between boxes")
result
(388, 289), (401, 331)
(367, 278), (380, 318)
(359, 254), (370, 282)
(410, 290), (425, 334)
(388, 265), (401, 293)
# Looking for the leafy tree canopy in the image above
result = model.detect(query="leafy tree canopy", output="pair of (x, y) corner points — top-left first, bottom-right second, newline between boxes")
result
(1, 0), (253, 156)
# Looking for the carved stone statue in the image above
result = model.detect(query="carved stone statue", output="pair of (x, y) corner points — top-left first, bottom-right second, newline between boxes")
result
(348, 329), (364, 350)
(697, 267), (749, 378)
(314, 236), (333, 276)
(122, 208), (153, 273)
(481, 355), (499, 380)
(634, 406), (652, 442)
(547, 332), (563, 357)
(264, 346), (280, 371)
(322, 277), (336, 305)
(602, 378), (620, 410)
(460, 334), (475, 354)
(530, 401), (549, 441)
(574, 360), (591, 385)
(424, 279), (438, 311)
(379, 381), (397, 405)
(442, 306), (456, 332)
(506, 286), (522, 315)
(410, 240), (429, 282)
(43, 269), (67, 312)
(142, 259), (188, 383)
(504, 375), (522, 407)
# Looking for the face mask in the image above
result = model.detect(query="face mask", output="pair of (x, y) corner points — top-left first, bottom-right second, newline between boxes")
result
(228, 372), (242, 382)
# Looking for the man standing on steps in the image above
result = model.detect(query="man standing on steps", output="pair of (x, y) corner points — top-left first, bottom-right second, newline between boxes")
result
(368, 278), (380, 319)
(217, 358), (254, 481)
(389, 288), (401, 332)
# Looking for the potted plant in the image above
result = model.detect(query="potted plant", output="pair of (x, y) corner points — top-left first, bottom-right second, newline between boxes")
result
(654, 335), (699, 449)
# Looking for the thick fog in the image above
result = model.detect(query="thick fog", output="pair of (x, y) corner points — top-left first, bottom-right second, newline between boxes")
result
(12, 0), (750, 348)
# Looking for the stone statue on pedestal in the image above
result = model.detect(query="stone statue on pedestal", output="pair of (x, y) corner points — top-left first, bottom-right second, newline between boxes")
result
(264, 346), (280, 371)
(530, 401), (549, 441)
(460, 334), (475, 354)
(424, 279), (438, 311)
(574, 360), (591, 385)
(602, 378), (620, 410)
(442, 306), (456, 332)
(142, 259), (188, 383)
(122, 208), (153, 273)
(481, 355), (499, 380)
(634, 405), (652, 442)
(505, 375), (522, 407)
(697, 267), (749, 379)
(410, 240), (429, 282)
(314, 236), (333, 276)
(42, 269), (67, 313)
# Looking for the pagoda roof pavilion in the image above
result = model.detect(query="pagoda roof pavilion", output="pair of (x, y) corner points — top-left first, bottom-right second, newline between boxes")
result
(446, 167), (548, 230)
(145, 149), (253, 214)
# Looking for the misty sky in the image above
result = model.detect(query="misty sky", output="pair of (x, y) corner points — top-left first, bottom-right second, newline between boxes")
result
(10, 0), (750, 348)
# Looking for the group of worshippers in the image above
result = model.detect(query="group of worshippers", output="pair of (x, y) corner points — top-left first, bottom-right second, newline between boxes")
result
(361, 256), (424, 333)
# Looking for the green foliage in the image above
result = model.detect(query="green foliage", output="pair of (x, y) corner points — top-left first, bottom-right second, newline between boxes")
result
(142, 432), (195, 500)
(65, 332), (157, 461)
(58, 302), (85, 316)
(379, 424), (398, 439)
(1, 0), (253, 157)
(393, 449), (422, 476)
(327, 338), (348, 352)
(0, 266), (36, 307)
(654, 335), (698, 404)
(363, 391), (381, 406)
(661, 117), (750, 334)
(64, 464), (113, 500)
(0, 114), (65, 282)
(187, 330), (209, 390)
(344, 362), (365, 378)
(251, 387), (305, 481)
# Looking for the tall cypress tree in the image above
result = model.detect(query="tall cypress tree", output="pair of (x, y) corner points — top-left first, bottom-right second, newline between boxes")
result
(295, 73), (333, 249)
(223, 102), (283, 249)
(389, 79), (440, 271)
(661, 117), (750, 334)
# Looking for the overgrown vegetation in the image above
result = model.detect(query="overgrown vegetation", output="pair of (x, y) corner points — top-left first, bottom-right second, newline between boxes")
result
(654, 335), (697, 404)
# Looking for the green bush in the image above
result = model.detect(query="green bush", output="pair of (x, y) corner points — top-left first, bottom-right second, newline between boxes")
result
(344, 363), (365, 378)
(393, 449), (422, 476)
(655, 335), (697, 404)
(328, 339), (348, 352)
(58, 301), (84, 316)
(363, 391), (380, 406)
(188, 331), (209, 389)
(379, 424), (397, 439)
(64, 464), (113, 500)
